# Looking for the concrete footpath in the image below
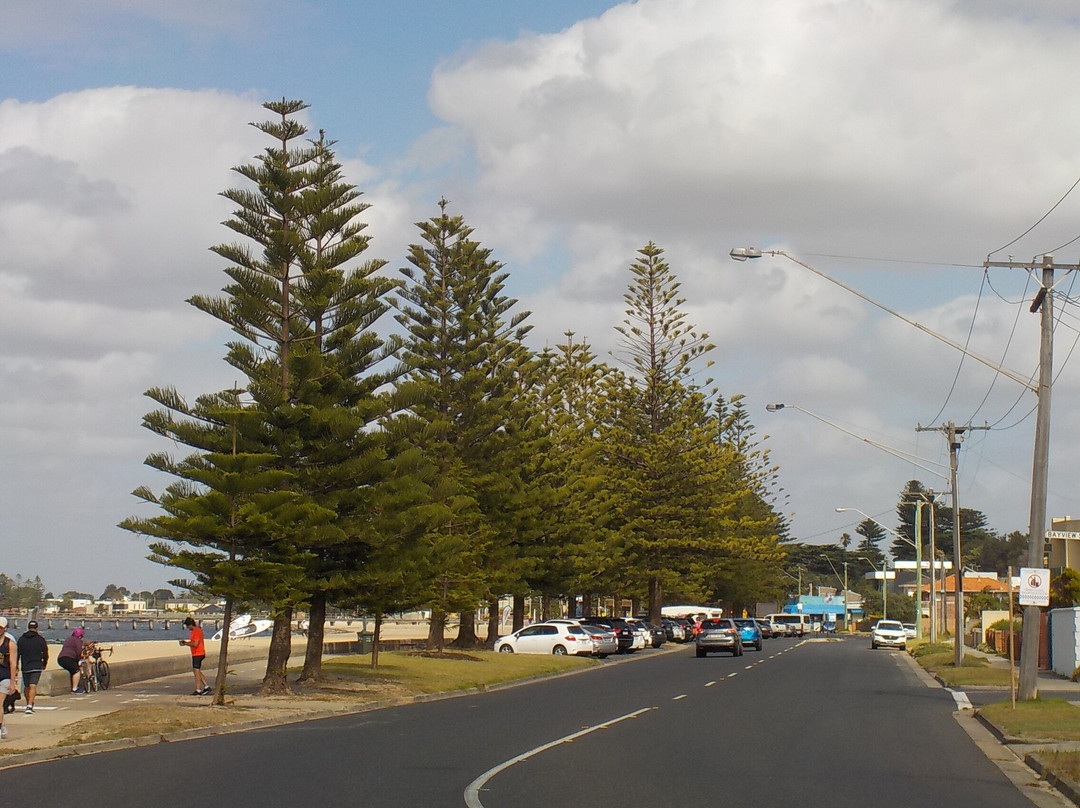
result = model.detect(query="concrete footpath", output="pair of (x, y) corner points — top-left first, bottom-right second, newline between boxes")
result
(1, 636), (282, 754)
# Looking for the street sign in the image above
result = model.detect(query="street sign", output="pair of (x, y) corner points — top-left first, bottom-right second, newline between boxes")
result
(1045, 531), (1080, 540)
(1019, 567), (1050, 607)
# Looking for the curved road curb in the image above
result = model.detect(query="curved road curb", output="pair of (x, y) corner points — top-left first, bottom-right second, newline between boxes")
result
(0, 639), (687, 771)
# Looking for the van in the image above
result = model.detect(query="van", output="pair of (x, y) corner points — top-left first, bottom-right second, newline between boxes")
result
(767, 613), (809, 637)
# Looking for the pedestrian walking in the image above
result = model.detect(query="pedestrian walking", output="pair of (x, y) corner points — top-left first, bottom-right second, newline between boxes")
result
(16, 620), (48, 714)
(179, 617), (210, 695)
(0, 616), (18, 740)
(57, 628), (86, 694)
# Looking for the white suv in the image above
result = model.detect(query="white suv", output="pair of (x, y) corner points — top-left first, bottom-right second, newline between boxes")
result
(871, 620), (907, 650)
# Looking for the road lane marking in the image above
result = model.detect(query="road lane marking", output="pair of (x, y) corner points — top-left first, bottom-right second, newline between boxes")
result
(704, 681), (716, 687)
(744, 665), (754, 670)
(727, 672), (738, 678)
(464, 707), (656, 808)
(673, 694), (687, 701)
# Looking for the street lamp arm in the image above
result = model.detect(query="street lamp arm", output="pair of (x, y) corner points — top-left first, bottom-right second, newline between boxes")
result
(836, 506), (917, 550)
(768, 403), (950, 483)
(734, 249), (1037, 393)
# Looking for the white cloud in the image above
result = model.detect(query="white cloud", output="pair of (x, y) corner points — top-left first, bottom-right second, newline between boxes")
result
(427, 0), (1080, 545)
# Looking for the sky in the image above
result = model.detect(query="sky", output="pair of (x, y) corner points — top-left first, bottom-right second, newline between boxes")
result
(5, 0), (1080, 596)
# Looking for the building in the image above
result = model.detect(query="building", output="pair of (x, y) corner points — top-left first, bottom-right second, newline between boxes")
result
(783, 589), (864, 628)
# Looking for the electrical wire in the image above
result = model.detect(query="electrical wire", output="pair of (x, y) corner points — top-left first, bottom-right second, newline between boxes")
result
(924, 272), (989, 425)
(987, 172), (1080, 257)
(802, 252), (983, 268)
(962, 269), (1030, 424)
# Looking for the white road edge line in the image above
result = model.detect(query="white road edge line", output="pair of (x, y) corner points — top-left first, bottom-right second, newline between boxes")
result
(464, 707), (655, 808)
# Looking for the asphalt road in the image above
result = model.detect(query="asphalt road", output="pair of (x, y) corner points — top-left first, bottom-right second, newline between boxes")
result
(1, 636), (1051, 807)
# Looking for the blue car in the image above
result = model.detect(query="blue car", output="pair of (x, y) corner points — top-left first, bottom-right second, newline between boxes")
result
(732, 618), (762, 651)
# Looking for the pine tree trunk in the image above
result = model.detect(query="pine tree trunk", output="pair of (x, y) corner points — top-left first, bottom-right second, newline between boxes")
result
(452, 609), (480, 648)
(512, 594), (526, 631)
(299, 591), (326, 682)
(211, 598), (233, 706)
(261, 607), (293, 695)
(370, 612), (382, 670)
(541, 594), (551, 621)
(648, 576), (663, 625)
(581, 595), (593, 619)
(485, 596), (500, 648)
(427, 608), (446, 652)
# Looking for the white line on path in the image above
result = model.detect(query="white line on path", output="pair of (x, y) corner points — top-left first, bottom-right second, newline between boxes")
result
(464, 707), (656, 808)
(947, 689), (974, 711)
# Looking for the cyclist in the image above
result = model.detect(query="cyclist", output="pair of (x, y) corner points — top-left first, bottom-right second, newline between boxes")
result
(57, 628), (86, 694)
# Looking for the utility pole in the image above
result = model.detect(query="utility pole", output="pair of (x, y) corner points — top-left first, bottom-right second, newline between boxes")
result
(917, 422), (990, 667)
(984, 254), (1079, 699)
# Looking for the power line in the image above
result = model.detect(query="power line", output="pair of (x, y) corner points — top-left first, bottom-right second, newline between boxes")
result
(987, 172), (1080, 257)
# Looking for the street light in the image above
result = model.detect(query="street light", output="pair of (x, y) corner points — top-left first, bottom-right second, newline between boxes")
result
(837, 506), (922, 640)
(766, 403), (949, 483)
(859, 557), (888, 620)
(820, 554), (850, 631)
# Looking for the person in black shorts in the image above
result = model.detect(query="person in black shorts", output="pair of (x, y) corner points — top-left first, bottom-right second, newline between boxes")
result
(17, 620), (48, 714)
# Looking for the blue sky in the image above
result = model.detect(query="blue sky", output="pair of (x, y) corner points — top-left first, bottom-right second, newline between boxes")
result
(4, 0), (1080, 595)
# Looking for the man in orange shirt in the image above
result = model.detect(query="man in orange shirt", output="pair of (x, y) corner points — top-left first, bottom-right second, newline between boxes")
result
(179, 617), (210, 695)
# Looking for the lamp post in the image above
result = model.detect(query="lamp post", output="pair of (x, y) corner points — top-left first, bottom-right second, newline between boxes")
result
(838, 506), (919, 628)
(820, 554), (850, 631)
(859, 557), (887, 620)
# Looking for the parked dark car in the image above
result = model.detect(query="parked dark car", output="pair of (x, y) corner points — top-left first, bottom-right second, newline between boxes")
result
(641, 621), (666, 648)
(674, 617), (696, 639)
(754, 618), (773, 639)
(695, 618), (743, 657)
(579, 616), (636, 652)
(660, 617), (685, 642)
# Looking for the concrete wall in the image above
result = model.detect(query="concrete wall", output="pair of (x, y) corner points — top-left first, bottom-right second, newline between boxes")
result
(1050, 607), (1080, 678)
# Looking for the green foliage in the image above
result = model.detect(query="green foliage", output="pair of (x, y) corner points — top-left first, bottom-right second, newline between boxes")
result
(1051, 568), (1080, 608)
(0, 574), (46, 610)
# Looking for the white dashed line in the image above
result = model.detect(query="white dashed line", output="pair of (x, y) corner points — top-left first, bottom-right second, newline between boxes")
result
(727, 672), (738, 678)
(673, 694), (687, 701)
(704, 681), (716, 687)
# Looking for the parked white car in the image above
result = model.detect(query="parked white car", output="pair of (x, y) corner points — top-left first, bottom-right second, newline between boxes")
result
(494, 623), (595, 656)
(579, 624), (619, 657)
(871, 620), (908, 650)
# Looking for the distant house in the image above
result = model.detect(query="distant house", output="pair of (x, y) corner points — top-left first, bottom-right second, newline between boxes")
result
(163, 599), (208, 613)
(784, 590), (864, 627)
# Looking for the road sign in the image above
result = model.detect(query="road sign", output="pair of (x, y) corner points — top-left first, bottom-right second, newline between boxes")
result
(1019, 567), (1050, 607)
(1045, 531), (1080, 540)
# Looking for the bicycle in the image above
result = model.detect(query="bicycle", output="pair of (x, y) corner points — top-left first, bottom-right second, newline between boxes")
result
(79, 645), (112, 692)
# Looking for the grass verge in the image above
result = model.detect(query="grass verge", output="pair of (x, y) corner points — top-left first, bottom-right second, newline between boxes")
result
(41, 650), (596, 749)
(979, 699), (1080, 742)
(1035, 749), (1080, 782)
(909, 643), (1012, 687)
